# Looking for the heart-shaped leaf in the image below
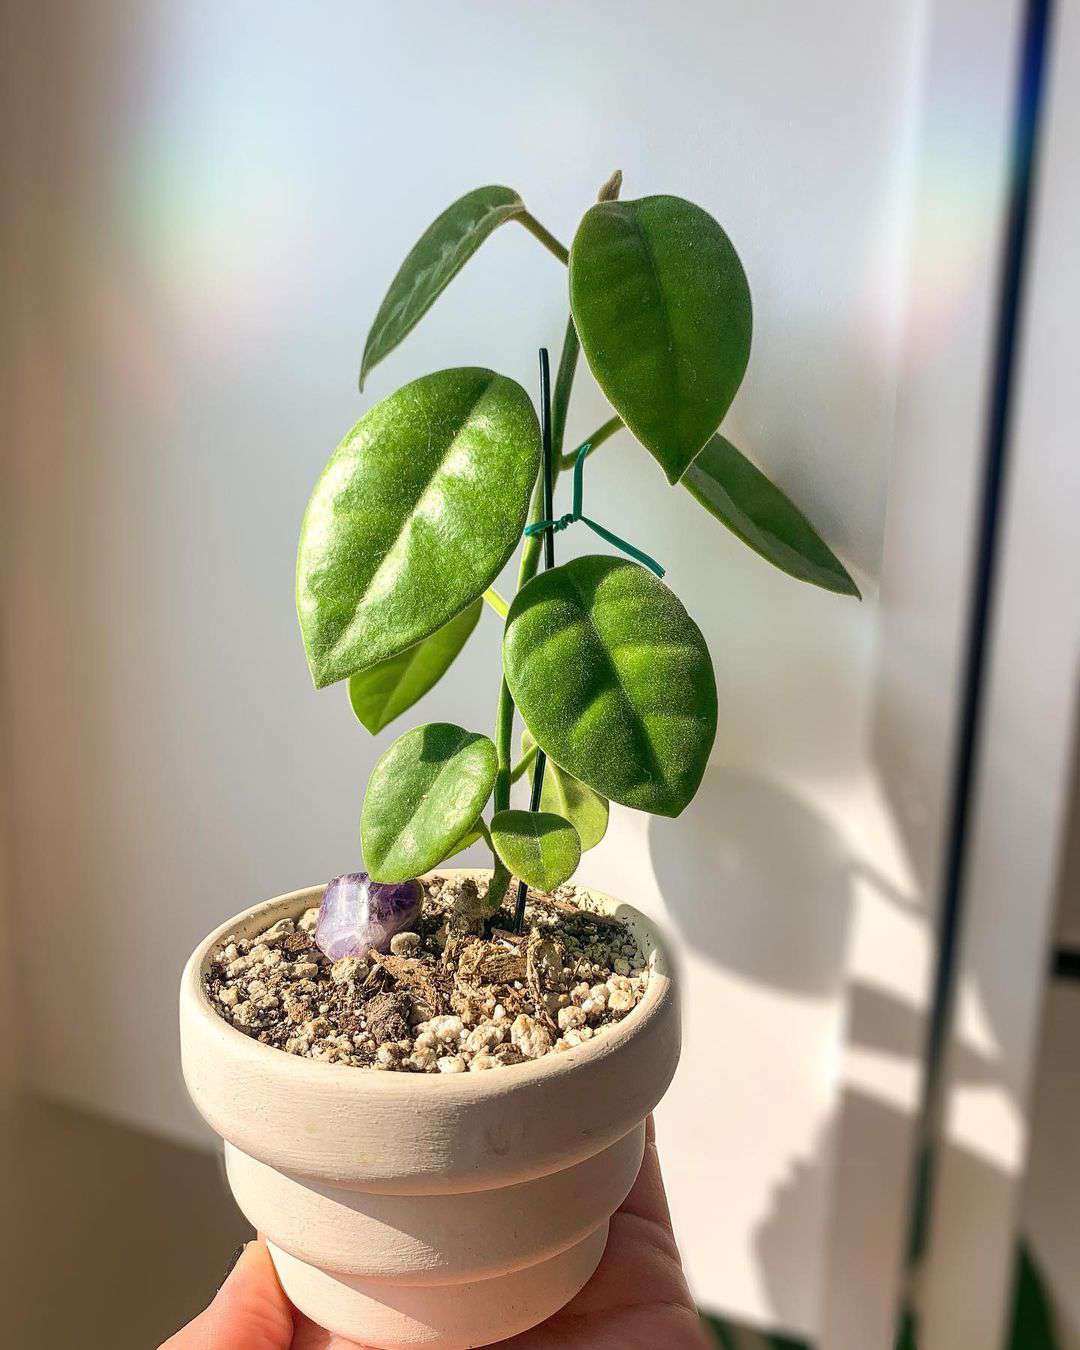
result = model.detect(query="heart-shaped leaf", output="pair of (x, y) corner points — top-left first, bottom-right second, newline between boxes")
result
(361, 722), (498, 883)
(570, 195), (752, 484)
(298, 367), (540, 688)
(522, 730), (608, 851)
(348, 599), (482, 734)
(683, 434), (860, 597)
(360, 186), (525, 389)
(490, 810), (581, 892)
(504, 556), (717, 817)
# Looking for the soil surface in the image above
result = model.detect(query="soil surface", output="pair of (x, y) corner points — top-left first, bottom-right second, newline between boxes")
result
(204, 874), (650, 1072)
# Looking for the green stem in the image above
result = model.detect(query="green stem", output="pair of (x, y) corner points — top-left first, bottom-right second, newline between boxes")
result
(516, 211), (569, 265)
(486, 691), (512, 905)
(492, 310), (579, 820)
(482, 586), (509, 619)
(488, 172), (622, 902)
(510, 743), (539, 784)
(487, 860), (512, 910)
(560, 414), (624, 470)
(549, 317), (580, 482)
(518, 316), (580, 585)
(493, 671), (517, 814)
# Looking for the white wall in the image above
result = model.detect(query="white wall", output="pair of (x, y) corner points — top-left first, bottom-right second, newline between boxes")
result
(2, 0), (923, 1333)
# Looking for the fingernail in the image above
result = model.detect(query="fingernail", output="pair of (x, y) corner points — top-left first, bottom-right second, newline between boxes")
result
(220, 1242), (248, 1288)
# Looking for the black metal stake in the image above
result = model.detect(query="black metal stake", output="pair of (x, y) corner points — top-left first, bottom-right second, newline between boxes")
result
(512, 349), (555, 935)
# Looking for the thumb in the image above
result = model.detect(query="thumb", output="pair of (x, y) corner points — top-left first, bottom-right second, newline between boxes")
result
(161, 1240), (296, 1349)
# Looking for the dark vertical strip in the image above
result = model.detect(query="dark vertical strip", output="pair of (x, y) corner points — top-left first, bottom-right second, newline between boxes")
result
(899, 0), (1056, 1312)
(1051, 946), (1080, 981)
(540, 348), (556, 570)
(512, 350), (556, 934)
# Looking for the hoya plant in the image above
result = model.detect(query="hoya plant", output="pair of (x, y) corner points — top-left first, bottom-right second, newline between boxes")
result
(297, 171), (857, 930)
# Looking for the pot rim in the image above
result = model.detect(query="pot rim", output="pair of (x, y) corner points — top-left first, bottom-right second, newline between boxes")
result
(182, 868), (673, 1099)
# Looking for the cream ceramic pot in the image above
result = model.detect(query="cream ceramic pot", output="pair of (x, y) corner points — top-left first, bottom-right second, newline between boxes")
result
(179, 871), (680, 1349)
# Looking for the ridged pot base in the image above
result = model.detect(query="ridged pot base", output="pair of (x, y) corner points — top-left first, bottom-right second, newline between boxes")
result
(269, 1223), (609, 1349)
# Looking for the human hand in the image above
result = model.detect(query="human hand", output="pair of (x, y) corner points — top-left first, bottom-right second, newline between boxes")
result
(161, 1118), (709, 1349)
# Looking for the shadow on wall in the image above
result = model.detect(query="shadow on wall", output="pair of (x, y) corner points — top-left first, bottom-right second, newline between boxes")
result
(647, 766), (850, 996)
(647, 764), (912, 996)
(846, 981), (1000, 1086)
(752, 1132), (835, 1343)
(644, 765), (1003, 1340)
(753, 1087), (1019, 1345)
(751, 978), (1009, 1337)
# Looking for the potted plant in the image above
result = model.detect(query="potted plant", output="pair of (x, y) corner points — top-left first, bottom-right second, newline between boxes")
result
(180, 170), (857, 1349)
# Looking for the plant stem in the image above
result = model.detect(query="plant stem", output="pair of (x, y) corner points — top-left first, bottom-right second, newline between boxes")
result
(493, 670), (517, 814)
(493, 315), (580, 818)
(549, 317), (580, 485)
(509, 743), (538, 784)
(511, 349), (557, 935)
(517, 316), (580, 587)
(482, 587), (509, 619)
(560, 414), (624, 469)
(516, 211), (569, 265)
(488, 172), (622, 912)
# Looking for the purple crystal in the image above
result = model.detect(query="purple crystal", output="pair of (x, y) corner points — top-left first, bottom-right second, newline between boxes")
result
(315, 872), (423, 962)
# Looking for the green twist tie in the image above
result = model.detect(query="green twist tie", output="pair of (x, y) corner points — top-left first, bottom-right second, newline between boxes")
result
(523, 443), (665, 578)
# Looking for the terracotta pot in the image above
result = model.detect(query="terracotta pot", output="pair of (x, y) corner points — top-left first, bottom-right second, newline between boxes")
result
(179, 870), (680, 1349)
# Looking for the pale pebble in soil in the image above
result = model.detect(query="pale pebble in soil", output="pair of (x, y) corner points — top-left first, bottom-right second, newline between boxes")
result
(510, 1015), (552, 1060)
(607, 987), (635, 1013)
(409, 1046), (438, 1072)
(331, 956), (368, 986)
(423, 1015), (464, 1046)
(260, 918), (296, 946)
(465, 1022), (505, 1054)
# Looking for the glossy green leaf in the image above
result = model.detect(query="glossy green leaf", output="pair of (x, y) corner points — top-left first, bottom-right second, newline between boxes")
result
(490, 810), (581, 892)
(298, 367), (540, 688)
(570, 195), (752, 484)
(348, 599), (482, 734)
(360, 186), (525, 389)
(684, 435), (860, 596)
(361, 722), (498, 883)
(442, 822), (484, 862)
(522, 730), (608, 851)
(504, 556), (717, 817)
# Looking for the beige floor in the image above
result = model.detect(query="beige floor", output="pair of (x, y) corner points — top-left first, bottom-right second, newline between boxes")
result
(0, 1093), (250, 1349)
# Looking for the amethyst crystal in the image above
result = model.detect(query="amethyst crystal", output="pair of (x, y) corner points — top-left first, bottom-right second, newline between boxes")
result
(315, 872), (422, 962)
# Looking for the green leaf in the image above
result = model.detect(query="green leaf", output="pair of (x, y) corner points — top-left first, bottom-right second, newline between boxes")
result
(504, 556), (717, 818)
(361, 722), (498, 883)
(442, 822), (484, 862)
(569, 194), (752, 484)
(297, 367), (540, 688)
(348, 599), (482, 734)
(360, 186), (525, 388)
(684, 434), (860, 597)
(489, 810), (581, 892)
(522, 730), (608, 851)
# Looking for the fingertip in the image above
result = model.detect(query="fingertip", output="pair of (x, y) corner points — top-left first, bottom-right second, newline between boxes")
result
(212, 1238), (296, 1347)
(619, 1117), (674, 1230)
